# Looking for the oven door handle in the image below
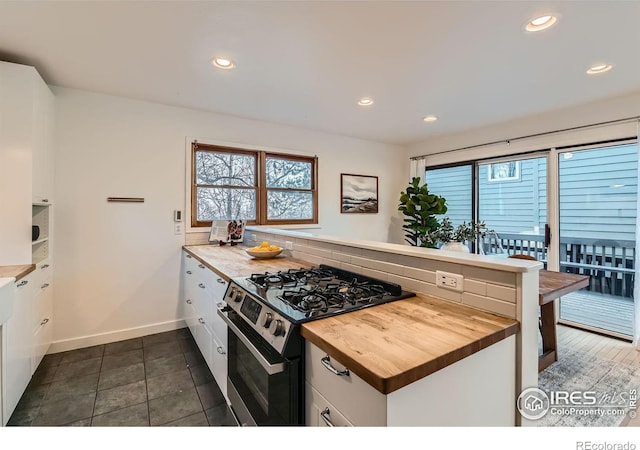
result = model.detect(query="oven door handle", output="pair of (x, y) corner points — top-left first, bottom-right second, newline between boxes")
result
(217, 307), (285, 375)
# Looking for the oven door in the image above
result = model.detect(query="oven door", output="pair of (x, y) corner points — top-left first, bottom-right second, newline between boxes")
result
(217, 308), (302, 426)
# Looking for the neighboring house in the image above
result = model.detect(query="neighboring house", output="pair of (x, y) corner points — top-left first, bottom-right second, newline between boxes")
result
(426, 144), (638, 243)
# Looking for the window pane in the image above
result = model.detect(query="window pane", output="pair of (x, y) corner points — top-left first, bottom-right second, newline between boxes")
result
(266, 157), (312, 189)
(195, 151), (255, 186)
(479, 157), (546, 235)
(425, 165), (472, 228)
(197, 187), (256, 221)
(267, 191), (313, 220)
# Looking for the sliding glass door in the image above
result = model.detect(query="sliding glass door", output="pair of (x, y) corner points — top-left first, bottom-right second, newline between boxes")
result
(424, 144), (637, 340)
(557, 144), (637, 338)
(477, 156), (548, 261)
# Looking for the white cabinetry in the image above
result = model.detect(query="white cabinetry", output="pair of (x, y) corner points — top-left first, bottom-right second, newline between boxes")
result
(32, 74), (55, 204)
(31, 261), (54, 373)
(2, 274), (34, 424)
(305, 336), (517, 427)
(305, 341), (386, 426)
(0, 61), (55, 426)
(0, 61), (54, 266)
(181, 251), (229, 400)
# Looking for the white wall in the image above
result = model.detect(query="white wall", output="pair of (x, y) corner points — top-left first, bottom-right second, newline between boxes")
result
(52, 87), (407, 349)
(408, 91), (640, 164)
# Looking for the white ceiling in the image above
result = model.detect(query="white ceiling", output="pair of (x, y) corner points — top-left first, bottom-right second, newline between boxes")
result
(1, 1), (639, 146)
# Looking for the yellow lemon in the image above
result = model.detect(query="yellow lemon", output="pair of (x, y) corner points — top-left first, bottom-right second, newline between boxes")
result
(260, 241), (270, 248)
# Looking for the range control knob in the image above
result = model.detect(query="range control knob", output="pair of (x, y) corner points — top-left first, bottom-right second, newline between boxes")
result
(269, 319), (284, 336)
(262, 312), (273, 328)
(233, 292), (244, 303)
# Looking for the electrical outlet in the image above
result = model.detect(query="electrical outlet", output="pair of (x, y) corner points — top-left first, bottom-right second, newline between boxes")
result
(285, 241), (293, 250)
(436, 271), (464, 292)
(174, 222), (182, 235)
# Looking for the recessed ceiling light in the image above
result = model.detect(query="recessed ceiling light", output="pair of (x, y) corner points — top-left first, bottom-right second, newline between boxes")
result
(586, 63), (613, 75)
(525, 14), (557, 32)
(212, 57), (235, 70)
(423, 115), (438, 123)
(357, 98), (374, 106)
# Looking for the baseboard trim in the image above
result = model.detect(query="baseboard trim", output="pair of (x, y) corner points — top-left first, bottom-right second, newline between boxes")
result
(48, 319), (188, 353)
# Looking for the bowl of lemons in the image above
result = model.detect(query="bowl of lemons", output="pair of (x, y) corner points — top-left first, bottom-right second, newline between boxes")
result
(245, 241), (283, 259)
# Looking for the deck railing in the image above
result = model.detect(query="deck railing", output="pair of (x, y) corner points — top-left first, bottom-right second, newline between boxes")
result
(480, 233), (636, 298)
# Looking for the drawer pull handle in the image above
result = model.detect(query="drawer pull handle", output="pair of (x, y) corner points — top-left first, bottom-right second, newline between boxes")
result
(198, 264), (205, 269)
(186, 254), (192, 259)
(186, 299), (192, 304)
(17, 280), (28, 287)
(41, 264), (50, 269)
(216, 278), (225, 284)
(217, 346), (226, 355)
(320, 408), (335, 427)
(41, 283), (50, 289)
(198, 318), (205, 324)
(198, 283), (206, 289)
(41, 318), (50, 325)
(186, 270), (192, 275)
(216, 302), (224, 308)
(321, 355), (350, 377)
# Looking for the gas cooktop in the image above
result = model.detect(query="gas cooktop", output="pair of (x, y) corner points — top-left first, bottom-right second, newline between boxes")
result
(229, 264), (416, 324)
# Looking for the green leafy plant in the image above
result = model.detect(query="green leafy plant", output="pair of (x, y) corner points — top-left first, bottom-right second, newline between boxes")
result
(398, 177), (448, 248)
(432, 217), (492, 246)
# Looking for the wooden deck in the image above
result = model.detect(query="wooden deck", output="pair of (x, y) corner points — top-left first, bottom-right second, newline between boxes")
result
(559, 290), (635, 338)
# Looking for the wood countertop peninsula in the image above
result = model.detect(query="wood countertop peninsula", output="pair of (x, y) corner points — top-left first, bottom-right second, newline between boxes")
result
(183, 244), (520, 395)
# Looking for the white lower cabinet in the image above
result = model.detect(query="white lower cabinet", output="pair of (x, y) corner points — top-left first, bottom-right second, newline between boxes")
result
(305, 340), (386, 426)
(31, 260), (53, 373)
(181, 250), (229, 402)
(2, 273), (34, 425)
(211, 332), (227, 399)
(306, 336), (517, 427)
(306, 385), (353, 427)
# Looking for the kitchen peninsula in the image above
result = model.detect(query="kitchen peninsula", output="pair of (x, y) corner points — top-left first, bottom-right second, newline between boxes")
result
(183, 226), (540, 426)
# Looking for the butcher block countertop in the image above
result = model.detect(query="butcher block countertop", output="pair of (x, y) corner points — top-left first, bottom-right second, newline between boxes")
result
(302, 295), (519, 394)
(183, 244), (520, 395)
(183, 244), (311, 281)
(0, 264), (35, 281)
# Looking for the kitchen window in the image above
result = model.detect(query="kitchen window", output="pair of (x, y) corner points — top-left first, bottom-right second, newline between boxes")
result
(191, 143), (318, 227)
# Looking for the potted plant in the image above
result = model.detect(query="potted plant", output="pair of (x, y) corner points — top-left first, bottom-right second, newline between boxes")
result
(398, 177), (448, 248)
(432, 217), (492, 252)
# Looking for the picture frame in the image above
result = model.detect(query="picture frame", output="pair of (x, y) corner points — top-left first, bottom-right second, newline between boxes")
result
(488, 161), (520, 182)
(341, 173), (378, 213)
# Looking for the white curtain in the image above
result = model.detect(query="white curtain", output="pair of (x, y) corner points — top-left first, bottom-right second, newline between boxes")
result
(410, 157), (427, 181)
(634, 120), (640, 349)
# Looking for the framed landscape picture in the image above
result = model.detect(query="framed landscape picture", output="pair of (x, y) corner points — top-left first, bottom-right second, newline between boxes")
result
(341, 173), (378, 213)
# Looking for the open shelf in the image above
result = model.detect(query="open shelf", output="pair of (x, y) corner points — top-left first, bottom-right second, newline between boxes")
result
(32, 203), (51, 264)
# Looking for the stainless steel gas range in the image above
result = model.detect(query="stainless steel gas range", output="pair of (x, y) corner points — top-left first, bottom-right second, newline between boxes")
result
(216, 264), (415, 426)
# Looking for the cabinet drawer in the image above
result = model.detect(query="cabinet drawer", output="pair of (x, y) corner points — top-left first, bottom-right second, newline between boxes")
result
(211, 332), (228, 401)
(31, 280), (53, 333)
(33, 259), (53, 286)
(305, 385), (353, 427)
(305, 341), (386, 426)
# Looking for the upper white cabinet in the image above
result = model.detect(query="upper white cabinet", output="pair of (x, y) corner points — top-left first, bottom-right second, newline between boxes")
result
(32, 77), (55, 204)
(0, 61), (54, 266)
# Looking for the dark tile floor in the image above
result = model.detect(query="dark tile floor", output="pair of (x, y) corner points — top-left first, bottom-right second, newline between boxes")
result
(8, 327), (237, 426)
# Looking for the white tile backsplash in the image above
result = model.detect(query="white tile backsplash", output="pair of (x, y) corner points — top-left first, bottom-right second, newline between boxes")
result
(240, 229), (522, 318)
(462, 293), (516, 318)
(486, 284), (517, 303)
